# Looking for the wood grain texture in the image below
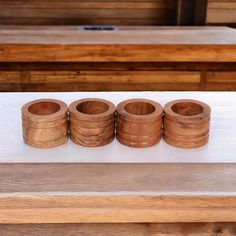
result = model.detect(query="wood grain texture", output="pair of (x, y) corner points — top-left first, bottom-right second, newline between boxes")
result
(0, 68), (202, 91)
(1, 62), (236, 92)
(0, 27), (236, 62)
(0, 163), (236, 223)
(117, 99), (163, 147)
(21, 99), (68, 148)
(0, 26), (236, 92)
(69, 98), (116, 147)
(163, 99), (211, 148)
(207, 71), (236, 83)
(0, 71), (201, 84)
(0, 0), (175, 26)
(1, 223), (236, 235)
(207, 0), (236, 25)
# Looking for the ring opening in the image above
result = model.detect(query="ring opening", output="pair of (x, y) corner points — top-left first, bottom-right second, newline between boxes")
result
(76, 101), (109, 115)
(124, 101), (155, 115)
(28, 101), (60, 115)
(171, 102), (203, 116)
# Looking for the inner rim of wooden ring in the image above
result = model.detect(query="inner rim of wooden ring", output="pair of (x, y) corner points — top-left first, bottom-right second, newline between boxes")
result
(124, 101), (156, 115)
(171, 102), (203, 116)
(76, 101), (109, 115)
(28, 101), (60, 115)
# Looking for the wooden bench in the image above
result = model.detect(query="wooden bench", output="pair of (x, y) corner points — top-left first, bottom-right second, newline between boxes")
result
(0, 91), (236, 235)
(0, 26), (236, 91)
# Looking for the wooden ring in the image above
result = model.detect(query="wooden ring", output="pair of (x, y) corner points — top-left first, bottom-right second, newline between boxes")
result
(116, 98), (163, 148)
(21, 99), (68, 148)
(163, 99), (211, 148)
(69, 98), (116, 147)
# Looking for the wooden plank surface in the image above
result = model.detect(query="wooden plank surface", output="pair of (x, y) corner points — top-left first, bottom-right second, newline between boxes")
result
(0, 70), (202, 91)
(0, 26), (236, 62)
(0, 163), (236, 223)
(1, 62), (236, 92)
(0, 92), (236, 163)
(0, 0), (175, 26)
(1, 223), (236, 235)
(0, 26), (235, 44)
(207, 0), (236, 24)
(207, 71), (236, 83)
(0, 71), (201, 84)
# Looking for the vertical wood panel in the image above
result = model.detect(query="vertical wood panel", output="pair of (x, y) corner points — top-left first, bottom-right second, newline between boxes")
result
(194, 0), (208, 25)
(176, 0), (195, 26)
(176, 0), (207, 26)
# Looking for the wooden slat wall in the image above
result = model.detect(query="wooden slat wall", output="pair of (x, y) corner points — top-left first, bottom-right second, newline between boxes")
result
(0, 70), (201, 91)
(207, 0), (236, 26)
(1, 1), (235, 29)
(1, 62), (236, 92)
(0, 0), (176, 26)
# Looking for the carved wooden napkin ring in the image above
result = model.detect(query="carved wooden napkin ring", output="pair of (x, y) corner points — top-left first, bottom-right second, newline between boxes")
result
(69, 98), (116, 147)
(163, 99), (211, 148)
(116, 98), (163, 148)
(22, 99), (68, 148)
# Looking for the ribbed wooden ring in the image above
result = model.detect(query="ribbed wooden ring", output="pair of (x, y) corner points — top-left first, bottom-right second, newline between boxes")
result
(116, 98), (163, 148)
(163, 99), (211, 148)
(69, 98), (116, 147)
(21, 99), (68, 148)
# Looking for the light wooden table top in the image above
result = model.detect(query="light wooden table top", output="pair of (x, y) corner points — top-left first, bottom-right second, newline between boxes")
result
(0, 92), (235, 163)
(1, 92), (236, 224)
(0, 26), (235, 45)
(0, 26), (236, 62)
